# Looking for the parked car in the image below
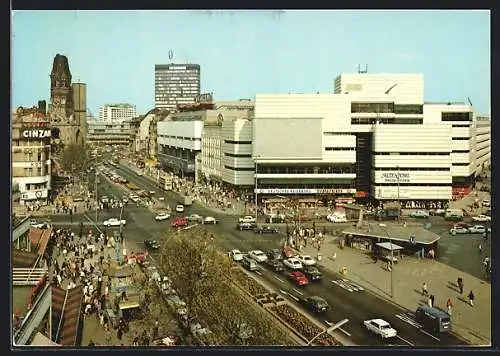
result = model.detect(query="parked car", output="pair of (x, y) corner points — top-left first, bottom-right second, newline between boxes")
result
(265, 259), (285, 272)
(283, 257), (303, 270)
(171, 217), (188, 228)
(449, 227), (469, 235)
(408, 210), (430, 218)
(155, 212), (171, 221)
(144, 239), (160, 250)
(30, 220), (49, 229)
(363, 319), (397, 339)
(187, 214), (203, 222)
(203, 216), (218, 225)
(288, 271), (309, 286)
(482, 200), (490, 207)
(253, 225), (279, 234)
(231, 249), (243, 262)
(429, 209), (446, 216)
(239, 215), (256, 224)
(267, 249), (283, 261)
(326, 214), (348, 223)
(266, 215), (286, 223)
(297, 255), (317, 266)
(237, 222), (256, 231)
(468, 225), (486, 234)
(248, 250), (267, 263)
(175, 205), (185, 213)
(103, 218), (127, 227)
(241, 256), (258, 271)
(472, 215), (491, 222)
(302, 266), (323, 281)
(302, 296), (329, 313)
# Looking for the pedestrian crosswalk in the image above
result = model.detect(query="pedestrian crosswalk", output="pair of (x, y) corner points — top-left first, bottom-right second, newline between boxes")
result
(331, 279), (364, 292)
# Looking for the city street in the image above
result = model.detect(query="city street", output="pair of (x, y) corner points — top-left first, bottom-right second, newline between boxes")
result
(45, 162), (469, 346)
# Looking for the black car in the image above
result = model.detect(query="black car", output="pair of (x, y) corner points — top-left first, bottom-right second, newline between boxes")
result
(267, 249), (283, 261)
(302, 266), (323, 281)
(265, 259), (285, 272)
(144, 239), (160, 250)
(266, 215), (286, 223)
(253, 225), (279, 234)
(237, 222), (256, 231)
(302, 296), (329, 313)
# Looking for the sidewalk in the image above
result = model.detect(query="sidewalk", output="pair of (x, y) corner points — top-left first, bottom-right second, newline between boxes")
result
(448, 189), (490, 216)
(301, 239), (491, 345)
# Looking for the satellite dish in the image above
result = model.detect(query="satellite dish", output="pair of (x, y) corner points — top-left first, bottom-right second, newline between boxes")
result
(168, 50), (173, 61)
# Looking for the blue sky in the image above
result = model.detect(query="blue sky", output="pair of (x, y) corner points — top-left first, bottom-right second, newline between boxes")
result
(12, 10), (490, 116)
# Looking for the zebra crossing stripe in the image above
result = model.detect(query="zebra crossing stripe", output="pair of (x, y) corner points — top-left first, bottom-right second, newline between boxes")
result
(341, 278), (364, 291)
(395, 313), (422, 328)
(332, 280), (354, 292)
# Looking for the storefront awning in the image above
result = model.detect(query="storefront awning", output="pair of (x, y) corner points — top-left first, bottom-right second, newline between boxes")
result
(375, 242), (404, 251)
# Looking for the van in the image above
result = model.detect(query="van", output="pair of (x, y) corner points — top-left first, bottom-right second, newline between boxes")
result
(241, 256), (258, 271)
(415, 305), (452, 333)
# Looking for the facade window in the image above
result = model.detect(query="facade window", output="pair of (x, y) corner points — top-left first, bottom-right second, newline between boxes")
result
(351, 102), (394, 113)
(452, 163), (469, 166)
(373, 152), (449, 156)
(393, 118), (423, 124)
(224, 153), (252, 158)
(452, 137), (470, 141)
(325, 147), (355, 151)
(375, 183), (452, 187)
(224, 140), (252, 144)
(372, 167), (450, 171)
(324, 132), (354, 136)
(452, 150), (470, 153)
(442, 112), (472, 122)
(452, 124), (471, 127)
(224, 165), (254, 171)
(394, 104), (423, 114)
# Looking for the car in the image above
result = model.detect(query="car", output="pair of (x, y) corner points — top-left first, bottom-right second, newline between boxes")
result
(103, 218), (127, 227)
(283, 257), (303, 270)
(203, 216), (218, 224)
(231, 249), (243, 262)
(267, 249), (283, 261)
(239, 215), (256, 224)
(125, 251), (148, 264)
(100, 195), (110, 203)
(30, 220), (49, 229)
(241, 256), (258, 271)
(149, 190), (155, 195)
(155, 212), (171, 221)
(248, 250), (267, 263)
(187, 214), (203, 222)
(144, 239), (161, 250)
(265, 259), (285, 272)
(302, 266), (323, 281)
(429, 209), (446, 216)
(266, 215), (286, 223)
(171, 217), (188, 228)
(472, 215), (491, 222)
(297, 255), (317, 266)
(130, 195), (141, 203)
(253, 225), (279, 234)
(175, 205), (185, 213)
(453, 222), (473, 229)
(326, 214), (348, 223)
(482, 200), (490, 207)
(468, 225), (486, 234)
(363, 318), (397, 339)
(409, 210), (430, 218)
(288, 271), (309, 286)
(302, 296), (329, 313)
(449, 227), (469, 235)
(237, 222), (256, 231)
(121, 197), (129, 203)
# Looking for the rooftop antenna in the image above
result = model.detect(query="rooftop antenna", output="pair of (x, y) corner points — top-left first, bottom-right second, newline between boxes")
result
(467, 96), (473, 107)
(168, 49), (173, 63)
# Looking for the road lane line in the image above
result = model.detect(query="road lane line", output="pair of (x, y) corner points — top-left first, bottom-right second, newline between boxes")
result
(279, 290), (288, 295)
(338, 327), (351, 337)
(396, 335), (414, 346)
(293, 288), (304, 295)
(254, 270), (262, 275)
(274, 276), (285, 283)
(419, 329), (440, 341)
(324, 320), (333, 326)
(287, 294), (300, 301)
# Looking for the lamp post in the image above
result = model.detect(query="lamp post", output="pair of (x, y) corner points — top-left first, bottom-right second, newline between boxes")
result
(254, 156), (260, 222)
(306, 318), (349, 345)
(379, 224), (394, 298)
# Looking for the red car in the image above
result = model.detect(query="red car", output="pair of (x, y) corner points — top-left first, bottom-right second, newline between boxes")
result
(288, 271), (309, 286)
(172, 217), (188, 228)
(125, 251), (148, 264)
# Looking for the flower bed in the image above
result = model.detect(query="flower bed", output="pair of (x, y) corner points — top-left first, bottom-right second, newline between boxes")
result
(229, 268), (269, 297)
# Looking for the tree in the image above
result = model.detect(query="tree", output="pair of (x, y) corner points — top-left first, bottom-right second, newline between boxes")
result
(60, 143), (90, 174)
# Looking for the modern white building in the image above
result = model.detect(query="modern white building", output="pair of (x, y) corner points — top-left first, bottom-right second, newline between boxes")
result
(474, 114), (491, 175)
(155, 63), (201, 111)
(98, 103), (136, 122)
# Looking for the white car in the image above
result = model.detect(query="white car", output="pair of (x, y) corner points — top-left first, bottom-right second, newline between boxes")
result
(297, 255), (317, 266)
(327, 214), (348, 223)
(363, 319), (397, 339)
(450, 227), (469, 235)
(239, 215), (256, 224)
(103, 218), (127, 227)
(30, 220), (48, 229)
(203, 216), (218, 224)
(472, 215), (491, 222)
(468, 225), (486, 234)
(155, 212), (171, 221)
(408, 210), (430, 218)
(248, 250), (267, 263)
(231, 249), (243, 262)
(175, 205), (185, 213)
(283, 257), (303, 270)
(482, 200), (490, 207)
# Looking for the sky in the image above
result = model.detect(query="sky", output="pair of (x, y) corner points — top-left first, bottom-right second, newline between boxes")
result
(12, 10), (490, 117)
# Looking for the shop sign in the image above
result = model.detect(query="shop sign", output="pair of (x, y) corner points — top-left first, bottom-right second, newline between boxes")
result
(381, 172), (410, 183)
(255, 188), (356, 195)
(317, 188), (356, 194)
(21, 129), (51, 139)
(195, 93), (213, 103)
(21, 190), (48, 200)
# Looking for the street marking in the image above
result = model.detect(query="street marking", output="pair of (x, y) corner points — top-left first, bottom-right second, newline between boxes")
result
(274, 276), (285, 283)
(338, 327), (351, 337)
(419, 329), (440, 341)
(396, 335), (414, 346)
(288, 294), (300, 301)
(342, 278), (364, 291)
(325, 320), (333, 326)
(254, 270), (262, 275)
(395, 313), (422, 329)
(293, 288), (304, 295)
(257, 265), (266, 271)
(279, 290), (288, 295)
(332, 279), (364, 292)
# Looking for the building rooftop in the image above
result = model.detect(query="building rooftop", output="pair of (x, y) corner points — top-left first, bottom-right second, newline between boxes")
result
(342, 223), (441, 245)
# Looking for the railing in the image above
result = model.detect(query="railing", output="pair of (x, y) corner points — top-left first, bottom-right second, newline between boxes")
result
(12, 267), (47, 286)
(55, 290), (69, 344)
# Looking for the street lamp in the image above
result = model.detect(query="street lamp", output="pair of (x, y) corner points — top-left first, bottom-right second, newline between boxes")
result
(306, 318), (349, 345)
(379, 223), (394, 298)
(254, 156), (261, 222)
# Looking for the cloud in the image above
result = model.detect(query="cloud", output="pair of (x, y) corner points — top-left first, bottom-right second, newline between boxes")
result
(398, 53), (416, 60)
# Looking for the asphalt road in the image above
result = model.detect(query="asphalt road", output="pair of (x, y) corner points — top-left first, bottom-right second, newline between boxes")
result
(44, 162), (467, 347)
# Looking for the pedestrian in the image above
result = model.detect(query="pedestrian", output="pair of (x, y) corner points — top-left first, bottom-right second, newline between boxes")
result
(468, 290), (475, 306)
(457, 276), (464, 294)
(422, 282), (428, 296)
(446, 298), (453, 315)
(117, 326), (123, 341)
(153, 320), (159, 338)
(105, 330), (112, 345)
(478, 243), (482, 253)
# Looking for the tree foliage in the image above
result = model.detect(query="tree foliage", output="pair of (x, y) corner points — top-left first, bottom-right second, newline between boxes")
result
(60, 143), (90, 173)
(158, 227), (291, 345)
